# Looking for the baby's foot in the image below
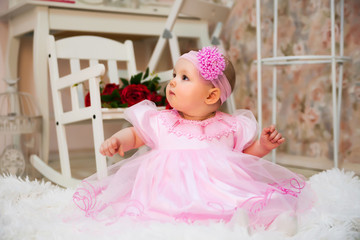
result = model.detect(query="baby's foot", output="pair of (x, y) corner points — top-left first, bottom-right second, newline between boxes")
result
(268, 212), (298, 236)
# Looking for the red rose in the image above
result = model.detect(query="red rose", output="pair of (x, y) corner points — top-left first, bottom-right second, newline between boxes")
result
(116, 88), (124, 103)
(165, 99), (173, 109)
(85, 92), (91, 107)
(121, 84), (150, 106)
(149, 92), (163, 104)
(102, 83), (120, 95)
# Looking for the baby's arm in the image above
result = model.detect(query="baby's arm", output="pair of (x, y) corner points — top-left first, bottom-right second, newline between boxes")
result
(100, 127), (144, 157)
(243, 125), (285, 158)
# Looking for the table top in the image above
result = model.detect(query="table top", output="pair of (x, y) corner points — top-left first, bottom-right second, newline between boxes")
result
(0, 0), (177, 20)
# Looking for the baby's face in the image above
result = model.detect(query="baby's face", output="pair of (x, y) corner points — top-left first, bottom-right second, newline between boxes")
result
(166, 59), (214, 115)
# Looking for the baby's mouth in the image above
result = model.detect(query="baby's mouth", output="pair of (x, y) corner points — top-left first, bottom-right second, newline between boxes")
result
(169, 90), (175, 95)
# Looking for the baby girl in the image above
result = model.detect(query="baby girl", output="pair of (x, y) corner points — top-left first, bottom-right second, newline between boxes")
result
(73, 47), (313, 235)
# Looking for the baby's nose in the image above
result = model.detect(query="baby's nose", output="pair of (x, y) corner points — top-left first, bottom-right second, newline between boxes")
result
(169, 80), (176, 87)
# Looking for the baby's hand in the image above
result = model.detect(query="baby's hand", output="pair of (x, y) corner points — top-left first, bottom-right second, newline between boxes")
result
(260, 125), (285, 151)
(99, 137), (125, 157)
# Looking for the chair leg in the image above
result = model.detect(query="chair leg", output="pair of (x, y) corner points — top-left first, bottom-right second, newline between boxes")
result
(168, 33), (181, 67)
(148, 37), (168, 72)
(30, 120), (82, 188)
(91, 114), (108, 180)
(225, 93), (236, 114)
(30, 154), (81, 188)
(30, 117), (85, 187)
(56, 123), (72, 179)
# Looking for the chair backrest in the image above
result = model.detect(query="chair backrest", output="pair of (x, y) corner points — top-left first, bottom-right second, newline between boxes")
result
(48, 35), (137, 110)
(147, 0), (232, 73)
(47, 35), (138, 184)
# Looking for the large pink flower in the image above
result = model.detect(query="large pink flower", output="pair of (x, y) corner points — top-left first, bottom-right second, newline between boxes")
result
(197, 47), (225, 80)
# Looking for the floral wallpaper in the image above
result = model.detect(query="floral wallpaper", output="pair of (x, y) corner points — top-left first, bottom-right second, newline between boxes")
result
(223, 0), (360, 166)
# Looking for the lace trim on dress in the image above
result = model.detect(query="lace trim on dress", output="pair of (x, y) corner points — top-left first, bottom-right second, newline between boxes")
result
(73, 181), (145, 221)
(159, 110), (238, 141)
(73, 181), (98, 217)
(238, 178), (306, 215)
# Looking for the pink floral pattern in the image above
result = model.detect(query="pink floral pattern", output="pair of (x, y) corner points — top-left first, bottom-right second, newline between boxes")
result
(223, 0), (360, 165)
(158, 110), (237, 141)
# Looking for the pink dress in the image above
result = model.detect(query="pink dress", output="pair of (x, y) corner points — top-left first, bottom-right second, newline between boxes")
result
(73, 100), (314, 227)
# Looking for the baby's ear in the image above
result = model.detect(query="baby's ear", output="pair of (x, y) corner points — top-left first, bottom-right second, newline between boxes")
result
(205, 88), (221, 105)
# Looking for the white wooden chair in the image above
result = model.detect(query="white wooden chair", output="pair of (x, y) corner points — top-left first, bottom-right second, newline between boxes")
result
(31, 35), (138, 188)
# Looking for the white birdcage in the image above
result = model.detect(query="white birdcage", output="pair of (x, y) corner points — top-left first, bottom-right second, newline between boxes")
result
(0, 78), (42, 177)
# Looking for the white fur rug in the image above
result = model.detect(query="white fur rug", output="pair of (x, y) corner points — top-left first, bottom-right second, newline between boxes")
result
(0, 168), (359, 240)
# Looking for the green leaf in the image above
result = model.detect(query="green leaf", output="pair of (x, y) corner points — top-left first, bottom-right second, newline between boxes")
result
(141, 80), (150, 88)
(110, 102), (118, 108)
(152, 76), (160, 83)
(148, 82), (157, 92)
(130, 72), (143, 85)
(118, 103), (128, 108)
(102, 102), (112, 108)
(120, 78), (129, 88)
(143, 67), (149, 80)
(111, 89), (121, 98)
(101, 94), (113, 102)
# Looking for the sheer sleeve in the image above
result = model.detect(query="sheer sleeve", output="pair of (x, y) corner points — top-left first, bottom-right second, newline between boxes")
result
(233, 109), (259, 152)
(124, 100), (160, 149)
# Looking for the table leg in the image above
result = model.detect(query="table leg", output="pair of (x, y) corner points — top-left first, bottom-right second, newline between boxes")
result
(5, 33), (20, 80)
(33, 7), (50, 163)
(5, 29), (21, 151)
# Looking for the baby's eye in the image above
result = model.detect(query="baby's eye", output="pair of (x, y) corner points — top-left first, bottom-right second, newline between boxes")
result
(172, 73), (176, 78)
(182, 75), (189, 81)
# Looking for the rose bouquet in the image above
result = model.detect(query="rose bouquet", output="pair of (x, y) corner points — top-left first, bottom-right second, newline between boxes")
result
(85, 68), (170, 109)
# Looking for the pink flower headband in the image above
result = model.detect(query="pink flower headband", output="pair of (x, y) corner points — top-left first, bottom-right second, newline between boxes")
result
(179, 47), (232, 104)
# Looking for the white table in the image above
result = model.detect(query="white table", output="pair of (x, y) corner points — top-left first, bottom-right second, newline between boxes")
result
(0, 0), (211, 163)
